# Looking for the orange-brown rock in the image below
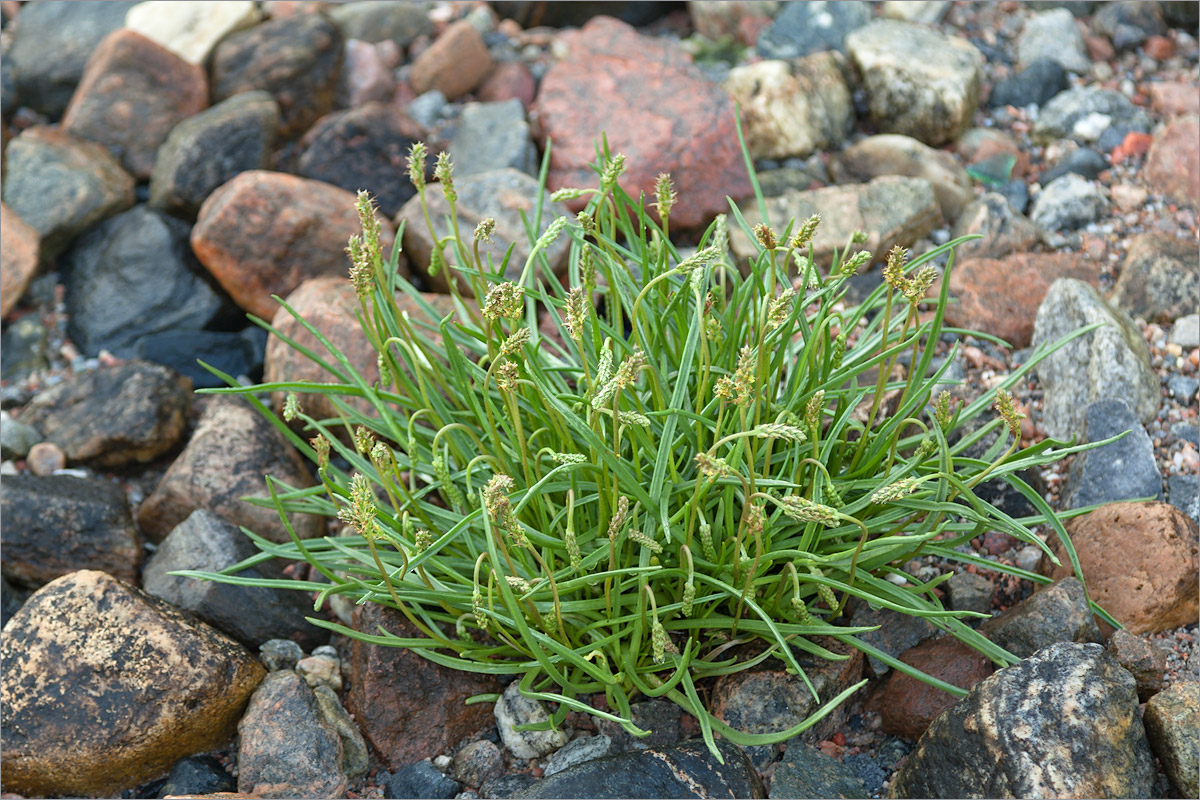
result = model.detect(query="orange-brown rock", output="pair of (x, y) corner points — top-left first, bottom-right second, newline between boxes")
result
(1144, 115), (1200, 208)
(0, 203), (39, 318)
(879, 635), (993, 740)
(408, 19), (493, 100)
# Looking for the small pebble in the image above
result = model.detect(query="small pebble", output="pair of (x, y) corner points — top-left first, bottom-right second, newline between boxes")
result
(26, 441), (65, 476)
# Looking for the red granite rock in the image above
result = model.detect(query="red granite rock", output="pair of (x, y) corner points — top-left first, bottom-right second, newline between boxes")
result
(477, 61), (537, 110)
(1144, 115), (1200, 208)
(191, 170), (394, 320)
(534, 16), (752, 229)
(408, 19), (493, 100)
(879, 636), (993, 740)
(0, 203), (39, 318)
(62, 29), (208, 180)
(1148, 82), (1200, 117)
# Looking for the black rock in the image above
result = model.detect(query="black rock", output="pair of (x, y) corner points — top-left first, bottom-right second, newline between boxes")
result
(63, 205), (237, 358)
(978, 577), (1104, 659)
(1063, 398), (1163, 510)
(0, 316), (48, 381)
(480, 774), (537, 799)
(757, 1), (871, 59)
(1162, 0), (1200, 28)
(1, 574), (28, 628)
(988, 58), (1067, 109)
(1094, 0), (1167, 51)
(386, 760), (461, 799)
(1167, 474), (1199, 524)
(769, 744), (868, 799)
(596, 700), (682, 753)
(157, 755), (235, 798)
(1040, 148), (1108, 184)
(957, 414), (1040, 519)
(449, 99), (537, 178)
(841, 753), (886, 797)
(1167, 375), (1199, 404)
(132, 327), (268, 389)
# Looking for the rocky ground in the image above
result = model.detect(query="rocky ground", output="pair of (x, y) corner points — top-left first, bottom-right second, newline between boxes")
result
(0, 1), (1198, 799)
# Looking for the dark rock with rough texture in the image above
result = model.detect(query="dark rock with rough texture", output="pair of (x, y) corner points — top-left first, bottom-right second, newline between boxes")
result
(514, 739), (765, 799)
(6, 0), (136, 117)
(452, 739), (504, 787)
(387, 760), (461, 799)
(542, 735), (611, 777)
(133, 327), (268, 389)
(157, 755), (236, 798)
(149, 91), (279, 220)
(1105, 629), (1166, 702)
(1168, 474), (1199, 524)
(450, 99), (538, 177)
(481, 774), (537, 798)
(978, 577), (1103, 659)
(1142, 680), (1199, 799)
(409, 19), (494, 100)
(492, 2), (677, 28)
(596, 700), (682, 753)
(63, 206), (234, 357)
(1040, 147), (1108, 184)
(945, 571), (994, 616)
(0, 317), (49, 381)
(1094, 0), (1167, 50)
(18, 361), (190, 467)
(136, 395), (324, 543)
(0, 475), (141, 589)
(1110, 233), (1200, 323)
(237, 670), (348, 799)
(1063, 399), (1163, 509)
(832, 134), (972, 224)
(1029, 173), (1109, 231)
(850, 604), (937, 677)
(61, 29), (208, 180)
(0, 576), (26, 628)
(987, 58), (1067, 109)
(328, 1), (433, 46)
(888, 642), (1156, 799)
(879, 636), (993, 740)
(1, 126), (135, 260)
(534, 16), (752, 229)
(142, 509), (327, 650)
(756, 1), (870, 59)
(1033, 86), (1151, 144)
(1144, 115), (1200, 208)
(0, 203), (40, 318)
(770, 744), (868, 799)
(0, 570), (265, 798)
(211, 13), (343, 139)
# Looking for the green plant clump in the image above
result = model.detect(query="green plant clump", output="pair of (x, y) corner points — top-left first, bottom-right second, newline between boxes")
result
(186, 135), (1113, 760)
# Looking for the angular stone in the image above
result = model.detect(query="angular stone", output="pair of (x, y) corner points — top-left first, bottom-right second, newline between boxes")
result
(846, 20), (983, 146)
(61, 29), (207, 180)
(833, 134), (973, 224)
(1110, 233), (1200, 323)
(1143, 681), (1199, 799)
(0, 570), (265, 798)
(449, 99), (538, 178)
(1032, 86), (1151, 145)
(328, 1), (433, 47)
(756, 0), (869, 59)
(1063, 399), (1163, 509)
(542, 735), (611, 778)
(978, 577), (1103, 659)
(879, 636), (993, 740)
(770, 743), (868, 799)
(0, 203), (39, 318)
(0, 475), (141, 589)
(950, 192), (1039, 261)
(1029, 173), (1109, 232)
(987, 58), (1068, 109)
(1031, 278), (1159, 440)
(535, 16), (752, 229)
(336, 39), (397, 107)
(1105, 629), (1166, 702)
(125, 0), (259, 65)
(1016, 8), (1090, 73)
(1144, 115), (1200, 209)
(136, 395), (324, 543)
(313, 684), (369, 780)
(211, 13), (343, 139)
(1039, 502), (1199, 635)
(1148, 81), (1200, 117)
(945, 571), (994, 616)
(1094, 0), (1167, 51)
(0, 126), (135, 260)
(191, 170), (394, 320)
(888, 642), (1156, 799)
(723, 53), (854, 160)
(409, 19), (493, 100)
(149, 90), (280, 220)
(495, 680), (571, 759)
(158, 754), (237, 797)
(387, 760), (460, 799)
(451, 738), (504, 787)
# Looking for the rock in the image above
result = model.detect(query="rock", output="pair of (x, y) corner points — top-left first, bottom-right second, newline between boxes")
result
(133, 327), (268, 390)
(18, 360), (191, 467)
(409, 19), (493, 100)
(492, 2), (676, 28)
(296, 652), (342, 692)
(63, 206), (234, 357)
(1031, 278), (1159, 440)
(1029, 173), (1109, 231)
(1039, 502), (1199, 635)
(211, 12), (343, 139)
(0, 411), (40, 459)
(730, 176), (939, 269)
(542, 735), (611, 777)
(125, 0), (259, 64)
(25, 442), (65, 476)
(0, 316), (49, 381)
(0, 474), (141, 588)
(136, 395), (324, 543)
(61, 29), (208, 180)
(1171, 313), (1200, 348)
(756, 0), (870, 59)
(0, 576), (26, 628)
(142, 509), (327, 650)
(0, 203), (39, 318)
(346, 603), (499, 771)
(396, 168), (570, 292)
(481, 773), (537, 798)
(387, 760), (461, 799)
(1015, 8), (1089, 73)
(722, 53), (854, 161)
(477, 61), (537, 110)
(449, 99), (538, 177)
(6, 0), (136, 117)
(596, 700), (683, 754)
(407, 88), (448, 128)
(0, 570), (265, 798)
(978, 577), (1103, 659)
(888, 642), (1155, 799)
(880, 0), (949, 23)
(1040, 147), (1108, 185)
(845, 20), (984, 147)
(987, 58), (1068, 108)
(495, 680), (571, 759)
(879, 636), (993, 740)
(1108, 235), (1198, 325)
(312, 684), (369, 780)
(832, 134), (972, 224)
(191, 170), (394, 320)
(1162, 0), (1200, 27)
(515, 739), (764, 799)
(1094, 0), (1167, 50)
(336, 39), (396, 107)
(949, 193), (1039, 261)
(769, 743), (868, 799)
(1032, 86), (1151, 145)
(690, 1), (779, 43)
(1143, 681), (1199, 798)
(849, 604), (937, 678)
(1105, 629), (1166, 702)
(0, 126), (135, 260)
(158, 754), (237, 798)
(295, 102), (422, 218)
(149, 90), (280, 220)
(945, 571), (994, 616)
(1062, 399), (1163, 510)
(237, 670), (348, 799)
(1168, 475), (1200, 524)
(451, 739), (504, 787)
(328, 1), (433, 46)
(1144, 115), (1200, 208)
(260, 638), (305, 672)
(1168, 375), (1200, 404)
(534, 16), (752, 229)
(1148, 81), (1200, 117)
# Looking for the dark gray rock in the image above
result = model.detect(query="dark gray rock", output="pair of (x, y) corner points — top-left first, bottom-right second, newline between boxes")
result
(1094, 0), (1167, 51)
(542, 735), (612, 777)
(1063, 399), (1163, 509)
(450, 99), (537, 177)
(514, 740), (765, 799)
(757, 1), (870, 59)
(386, 760), (460, 799)
(480, 774), (537, 799)
(1, 574), (29, 628)
(1110, 234), (1200, 325)
(1168, 375), (1200, 403)
(987, 58), (1067, 108)
(1162, 0), (1200, 28)
(260, 638), (305, 672)
(841, 752), (886, 797)
(149, 91), (279, 220)
(1167, 474), (1199, 523)
(769, 744), (867, 799)
(156, 755), (235, 798)
(328, 1), (433, 45)
(1030, 173), (1108, 232)
(1, 34), (16, 120)
(889, 642), (1156, 799)
(132, 327), (267, 389)
(597, 700), (682, 754)
(945, 571), (994, 616)
(1040, 147), (1108, 184)
(0, 316), (48, 381)
(1173, 421), (1200, 445)
(978, 577), (1103, 659)
(850, 604), (937, 677)
(141, 510), (328, 650)
(64, 206), (235, 358)
(1033, 86), (1151, 145)
(7, 0), (136, 117)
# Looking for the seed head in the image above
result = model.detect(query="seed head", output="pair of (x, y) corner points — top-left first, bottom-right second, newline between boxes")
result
(698, 513), (716, 561)
(505, 575), (531, 594)
(414, 528), (433, 552)
(766, 289), (796, 330)
(628, 528), (663, 553)
(347, 234), (373, 299)
(311, 436), (330, 469)
(805, 390), (825, 431)
(433, 449), (465, 509)
(617, 410), (651, 427)
(354, 425), (376, 454)
(338, 473), (380, 539)
(551, 451), (586, 464)
(495, 360), (520, 393)
(434, 151), (456, 204)
(612, 350), (644, 391)
(754, 422), (807, 444)
(778, 496), (839, 527)
(831, 333), (847, 369)
(652, 173), (676, 218)
(728, 346), (757, 407)
(681, 579), (695, 617)
(579, 245), (596, 291)
(473, 217), (496, 243)
(676, 245), (721, 275)
(428, 246), (445, 278)
(994, 389), (1025, 436)
(934, 391), (954, 429)
(754, 223), (778, 251)
(600, 153), (627, 193)
(550, 187), (587, 202)
(564, 286), (587, 343)
(792, 594), (814, 624)
(483, 282), (525, 321)
(902, 265), (937, 304)
(788, 215), (821, 250)
(607, 496), (630, 542)
(841, 250), (871, 276)
(870, 477), (920, 504)
(406, 142), (427, 191)
(499, 327), (529, 359)
(282, 392), (300, 422)
(695, 452), (733, 481)
(472, 587), (487, 630)
(576, 211), (595, 236)
(809, 566), (838, 610)
(883, 246), (908, 290)
(535, 216), (568, 250)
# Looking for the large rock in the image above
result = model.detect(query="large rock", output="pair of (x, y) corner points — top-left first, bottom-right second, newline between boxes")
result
(408, 19), (493, 100)
(723, 53), (854, 160)
(690, 1), (779, 44)
(191, 170), (394, 319)
(0, 203), (39, 318)
(61, 29), (208, 180)
(888, 642), (1156, 799)
(448, 99), (539, 178)
(756, 0), (869, 59)
(1094, 0), (1167, 51)
(0, 570), (264, 798)
(977, 577), (1103, 659)
(124, 0), (260, 65)
(769, 743), (868, 799)
(878, 636), (993, 740)
(1143, 681), (1199, 799)
(0, 475), (142, 589)
(832, 134), (973, 224)
(1110, 233), (1200, 323)
(1144, 115), (1200, 208)
(845, 20), (984, 146)
(534, 16), (752, 229)
(136, 395), (324, 543)
(1032, 86), (1151, 145)
(949, 192), (1039, 261)
(1015, 8), (1090, 73)
(1062, 399), (1163, 510)
(1039, 502), (1198, 635)
(1031, 278), (1159, 441)
(1106, 629), (1167, 702)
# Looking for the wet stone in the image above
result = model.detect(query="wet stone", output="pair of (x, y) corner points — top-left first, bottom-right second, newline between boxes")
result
(978, 577), (1103, 659)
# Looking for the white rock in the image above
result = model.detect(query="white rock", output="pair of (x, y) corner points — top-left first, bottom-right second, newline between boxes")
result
(126, 1), (260, 65)
(1169, 314), (1200, 349)
(494, 681), (570, 759)
(881, 1), (949, 24)
(1016, 8), (1090, 73)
